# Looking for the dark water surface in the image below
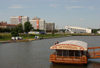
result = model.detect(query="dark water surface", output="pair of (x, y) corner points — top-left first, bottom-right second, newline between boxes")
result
(0, 36), (100, 68)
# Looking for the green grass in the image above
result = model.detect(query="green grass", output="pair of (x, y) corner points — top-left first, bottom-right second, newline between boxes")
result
(0, 33), (11, 41)
(19, 34), (35, 39)
(0, 33), (100, 41)
(37, 34), (69, 38)
(0, 33), (69, 41)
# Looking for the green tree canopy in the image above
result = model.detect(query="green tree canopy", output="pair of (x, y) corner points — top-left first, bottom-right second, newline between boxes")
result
(0, 28), (11, 33)
(24, 21), (33, 33)
(11, 27), (19, 37)
(92, 29), (100, 34)
(17, 23), (23, 33)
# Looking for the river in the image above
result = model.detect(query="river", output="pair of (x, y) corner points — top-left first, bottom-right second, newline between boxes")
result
(0, 36), (100, 68)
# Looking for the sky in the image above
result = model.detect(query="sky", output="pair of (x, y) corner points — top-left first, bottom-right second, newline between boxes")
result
(0, 0), (100, 28)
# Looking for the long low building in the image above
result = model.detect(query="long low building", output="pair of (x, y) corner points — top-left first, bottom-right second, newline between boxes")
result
(65, 26), (92, 33)
(0, 22), (17, 29)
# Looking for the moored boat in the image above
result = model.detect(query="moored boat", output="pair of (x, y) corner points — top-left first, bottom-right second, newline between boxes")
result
(50, 40), (100, 64)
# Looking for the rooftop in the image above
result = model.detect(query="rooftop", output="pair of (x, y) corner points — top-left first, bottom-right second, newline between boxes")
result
(50, 40), (88, 51)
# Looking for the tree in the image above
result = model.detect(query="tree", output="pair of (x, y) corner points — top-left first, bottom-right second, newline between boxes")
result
(24, 22), (33, 33)
(0, 28), (11, 33)
(17, 23), (23, 33)
(11, 28), (19, 37)
(92, 29), (100, 34)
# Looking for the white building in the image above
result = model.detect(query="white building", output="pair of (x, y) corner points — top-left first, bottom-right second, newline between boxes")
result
(65, 26), (92, 33)
(30, 17), (46, 30)
(10, 16), (29, 25)
(97, 30), (100, 34)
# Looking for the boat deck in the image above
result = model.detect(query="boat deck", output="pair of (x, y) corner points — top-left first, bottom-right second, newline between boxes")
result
(50, 54), (87, 64)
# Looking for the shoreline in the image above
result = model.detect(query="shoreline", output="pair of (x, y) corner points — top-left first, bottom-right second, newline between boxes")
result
(1, 33), (100, 43)
(0, 39), (36, 43)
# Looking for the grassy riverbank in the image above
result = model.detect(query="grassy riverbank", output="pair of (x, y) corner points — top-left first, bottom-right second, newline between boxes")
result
(0, 33), (100, 42)
(0, 33), (11, 41)
(0, 33), (69, 41)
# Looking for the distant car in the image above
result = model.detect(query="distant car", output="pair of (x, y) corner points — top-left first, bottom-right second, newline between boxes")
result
(11, 37), (16, 40)
(34, 36), (39, 39)
(18, 37), (23, 40)
(11, 37), (23, 40)
(39, 31), (46, 34)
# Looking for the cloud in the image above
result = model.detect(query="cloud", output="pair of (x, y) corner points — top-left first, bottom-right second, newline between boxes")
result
(88, 6), (95, 10)
(79, 18), (85, 22)
(65, 5), (96, 10)
(69, 6), (84, 8)
(66, 6), (84, 10)
(9, 5), (23, 9)
(49, 4), (59, 8)
(71, 0), (81, 2)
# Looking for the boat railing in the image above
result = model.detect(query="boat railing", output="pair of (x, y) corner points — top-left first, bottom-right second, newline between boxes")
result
(88, 47), (100, 59)
(50, 53), (87, 62)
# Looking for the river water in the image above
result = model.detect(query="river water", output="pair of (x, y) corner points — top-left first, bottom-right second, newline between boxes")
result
(0, 36), (100, 68)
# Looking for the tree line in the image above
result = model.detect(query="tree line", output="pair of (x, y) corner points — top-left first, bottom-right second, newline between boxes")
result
(0, 21), (33, 36)
(11, 21), (33, 36)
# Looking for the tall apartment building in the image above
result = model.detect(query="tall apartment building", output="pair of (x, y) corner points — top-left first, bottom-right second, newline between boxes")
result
(30, 17), (46, 30)
(46, 23), (55, 32)
(10, 16), (29, 25)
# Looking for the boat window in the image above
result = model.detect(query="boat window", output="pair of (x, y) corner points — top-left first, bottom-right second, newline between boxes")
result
(74, 51), (81, 57)
(56, 50), (62, 56)
(56, 50), (86, 57)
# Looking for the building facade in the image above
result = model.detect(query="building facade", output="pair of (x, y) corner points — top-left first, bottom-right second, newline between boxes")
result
(65, 26), (92, 33)
(0, 21), (17, 29)
(10, 16), (29, 25)
(30, 17), (46, 30)
(46, 23), (55, 32)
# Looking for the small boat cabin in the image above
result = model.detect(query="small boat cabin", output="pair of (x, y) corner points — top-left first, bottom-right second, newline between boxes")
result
(50, 40), (100, 64)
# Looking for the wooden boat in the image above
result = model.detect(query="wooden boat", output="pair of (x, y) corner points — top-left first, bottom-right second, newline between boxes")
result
(50, 40), (100, 64)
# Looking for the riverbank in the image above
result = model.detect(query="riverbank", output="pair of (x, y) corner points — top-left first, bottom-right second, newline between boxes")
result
(0, 33), (100, 43)
(0, 33), (70, 43)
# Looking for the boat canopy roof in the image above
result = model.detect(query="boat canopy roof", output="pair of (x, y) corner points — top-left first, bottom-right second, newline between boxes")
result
(50, 40), (88, 51)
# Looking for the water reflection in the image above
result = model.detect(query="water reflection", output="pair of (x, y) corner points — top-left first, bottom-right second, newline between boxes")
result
(50, 61), (100, 68)
(0, 36), (100, 68)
